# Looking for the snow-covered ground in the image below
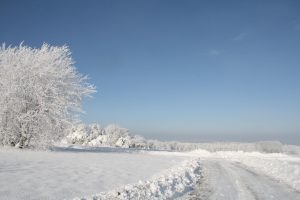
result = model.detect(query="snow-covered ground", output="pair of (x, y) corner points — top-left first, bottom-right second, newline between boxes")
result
(1, 146), (300, 200)
(0, 147), (189, 200)
(80, 158), (202, 200)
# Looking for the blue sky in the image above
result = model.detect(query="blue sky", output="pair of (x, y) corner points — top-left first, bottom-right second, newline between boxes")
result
(1, 0), (300, 144)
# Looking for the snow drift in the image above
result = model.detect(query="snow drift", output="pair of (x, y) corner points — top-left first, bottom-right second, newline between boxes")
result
(76, 158), (202, 200)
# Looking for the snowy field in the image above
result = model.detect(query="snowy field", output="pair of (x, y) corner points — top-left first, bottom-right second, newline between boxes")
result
(0, 148), (189, 200)
(1, 146), (300, 200)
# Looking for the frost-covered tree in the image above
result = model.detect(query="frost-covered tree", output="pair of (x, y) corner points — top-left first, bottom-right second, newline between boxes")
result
(0, 43), (95, 148)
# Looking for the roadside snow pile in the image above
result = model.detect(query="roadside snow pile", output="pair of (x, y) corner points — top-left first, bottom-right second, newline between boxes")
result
(77, 158), (202, 200)
(63, 123), (147, 148)
(218, 152), (300, 191)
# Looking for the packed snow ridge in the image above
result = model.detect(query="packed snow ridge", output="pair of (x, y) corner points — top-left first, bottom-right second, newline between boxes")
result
(76, 158), (202, 200)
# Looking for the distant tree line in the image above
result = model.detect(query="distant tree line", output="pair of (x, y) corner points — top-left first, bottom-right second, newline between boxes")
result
(65, 123), (287, 154)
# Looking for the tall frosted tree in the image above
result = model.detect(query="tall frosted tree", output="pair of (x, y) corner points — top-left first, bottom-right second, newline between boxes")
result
(0, 43), (95, 148)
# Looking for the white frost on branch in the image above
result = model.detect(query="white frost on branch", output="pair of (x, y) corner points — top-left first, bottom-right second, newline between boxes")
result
(0, 43), (96, 148)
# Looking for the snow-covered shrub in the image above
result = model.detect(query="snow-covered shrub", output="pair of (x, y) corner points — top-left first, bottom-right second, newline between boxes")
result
(0, 44), (95, 148)
(129, 135), (147, 148)
(64, 123), (147, 148)
(104, 124), (129, 146)
(283, 145), (300, 155)
(255, 141), (283, 153)
(65, 124), (91, 144)
(143, 140), (285, 153)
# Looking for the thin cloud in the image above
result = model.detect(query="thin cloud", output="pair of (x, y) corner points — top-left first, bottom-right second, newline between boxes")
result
(294, 23), (300, 32)
(291, 20), (300, 32)
(208, 49), (220, 55)
(233, 32), (247, 41)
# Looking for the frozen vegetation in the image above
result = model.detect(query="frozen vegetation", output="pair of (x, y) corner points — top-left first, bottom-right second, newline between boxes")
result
(0, 44), (95, 149)
(62, 123), (146, 148)
(64, 123), (300, 155)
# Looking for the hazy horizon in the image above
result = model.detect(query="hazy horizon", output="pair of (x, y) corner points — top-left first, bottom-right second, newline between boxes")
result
(139, 131), (300, 146)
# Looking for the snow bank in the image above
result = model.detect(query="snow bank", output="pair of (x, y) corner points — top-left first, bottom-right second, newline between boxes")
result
(77, 158), (202, 200)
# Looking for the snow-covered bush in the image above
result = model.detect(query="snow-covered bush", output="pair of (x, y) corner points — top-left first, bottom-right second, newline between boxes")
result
(144, 140), (285, 153)
(64, 123), (147, 148)
(0, 44), (95, 148)
(283, 145), (300, 155)
(255, 141), (283, 153)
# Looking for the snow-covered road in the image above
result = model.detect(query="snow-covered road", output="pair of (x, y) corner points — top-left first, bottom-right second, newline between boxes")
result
(183, 151), (300, 200)
(186, 159), (300, 200)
